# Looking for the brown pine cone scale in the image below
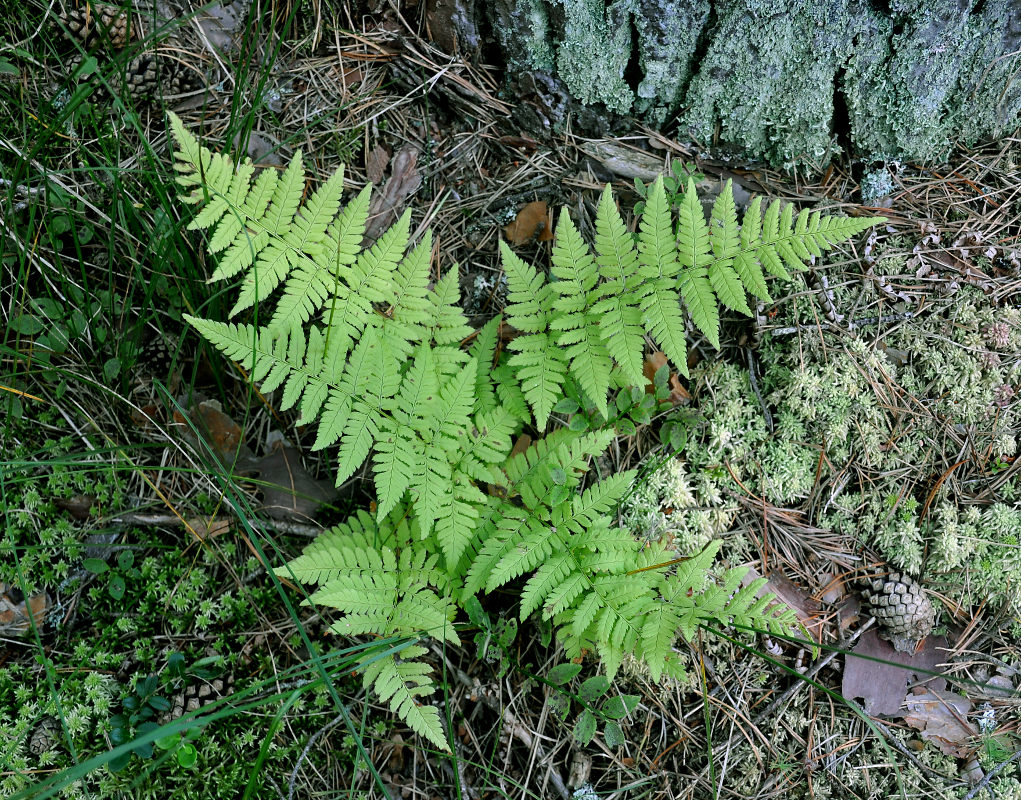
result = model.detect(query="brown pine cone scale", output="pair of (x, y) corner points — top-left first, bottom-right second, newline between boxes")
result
(860, 572), (936, 653)
(57, 3), (131, 50)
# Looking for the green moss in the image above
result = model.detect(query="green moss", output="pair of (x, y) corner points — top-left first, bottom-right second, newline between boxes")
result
(631, 252), (1021, 616)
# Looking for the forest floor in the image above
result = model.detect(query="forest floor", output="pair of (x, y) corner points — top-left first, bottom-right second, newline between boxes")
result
(2, 2), (1019, 799)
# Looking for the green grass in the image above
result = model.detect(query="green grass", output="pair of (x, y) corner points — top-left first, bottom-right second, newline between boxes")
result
(0, 3), (400, 797)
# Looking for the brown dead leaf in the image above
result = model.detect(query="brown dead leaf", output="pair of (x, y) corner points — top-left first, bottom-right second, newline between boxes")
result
(232, 131), (284, 167)
(252, 440), (335, 521)
(643, 351), (668, 390)
(903, 688), (978, 757)
(669, 374), (692, 405)
(643, 351), (691, 405)
(365, 145), (422, 241)
(0, 584), (51, 636)
(173, 398), (254, 465)
(510, 434), (532, 458)
(55, 495), (94, 520)
(841, 628), (948, 716)
(366, 145), (390, 184)
(504, 201), (553, 245)
(185, 517), (231, 541)
(741, 566), (823, 642)
(496, 135), (539, 152)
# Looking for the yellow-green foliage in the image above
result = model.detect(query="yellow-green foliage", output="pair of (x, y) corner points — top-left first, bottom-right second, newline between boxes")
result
(168, 113), (865, 750)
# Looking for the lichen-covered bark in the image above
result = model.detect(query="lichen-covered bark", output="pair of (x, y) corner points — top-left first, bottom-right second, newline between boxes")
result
(632, 0), (710, 123)
(680, 0), (876, 169)
(844, 0), (981, 164)
(458, 0), (1021, 170)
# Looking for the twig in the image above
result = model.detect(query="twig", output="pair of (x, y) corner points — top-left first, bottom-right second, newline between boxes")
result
(745, 348), (773, 433)
(692, 618), (875, 786)
(108, 511), (324, 538)
(288, 712), (348, 800)
(770, 312), (915, 337)
(962, 746), (1021, 800)
(437, 648), (572, 800)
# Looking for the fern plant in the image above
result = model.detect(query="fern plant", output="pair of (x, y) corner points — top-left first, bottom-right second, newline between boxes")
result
(169, 113), (880, 751)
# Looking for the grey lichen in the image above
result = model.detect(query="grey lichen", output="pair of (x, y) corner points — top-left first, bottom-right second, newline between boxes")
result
(488, 0), (1020, 170)
(553, 0), (636, 114)
(630, 0), (710, 124)
(489, 0), (555, 73)
(844, 0), (981, 164)
(680, 0), (875, 170)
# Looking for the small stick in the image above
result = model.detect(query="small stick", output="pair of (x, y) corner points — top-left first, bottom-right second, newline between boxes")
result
(438, 649), (572, 799)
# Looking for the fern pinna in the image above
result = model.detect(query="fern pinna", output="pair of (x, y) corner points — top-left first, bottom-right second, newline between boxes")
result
(504, 180), (883, 426)
(170, 113), (878, 750)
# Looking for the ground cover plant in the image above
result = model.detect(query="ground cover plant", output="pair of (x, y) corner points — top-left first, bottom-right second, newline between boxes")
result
(170, 110), (884, 748)
(3, 1), (1021, 798)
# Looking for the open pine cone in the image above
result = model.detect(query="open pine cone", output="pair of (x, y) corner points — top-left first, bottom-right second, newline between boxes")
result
(57, 3), (131, 50)
(861, 572), (936, 653)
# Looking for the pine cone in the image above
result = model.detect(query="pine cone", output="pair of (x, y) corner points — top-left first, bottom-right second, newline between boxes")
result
(119, 54), (161, 99)
(57, 3), (131, 50)
(861, 572), (936, 653)
(158, 674), (234, 726)
(165, 62), (205, 97)
(29, 716), (60, 755)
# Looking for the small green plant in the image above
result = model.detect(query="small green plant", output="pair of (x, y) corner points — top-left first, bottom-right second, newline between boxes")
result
(168, 112), (879, 749)
(634, 158), (704, 215)
(464, 596), (518, 678)
(84, 550), (141, 601)
(545, 662), (641, 747)
(108, 652), (218, 772)
(108, 673), (169, 771)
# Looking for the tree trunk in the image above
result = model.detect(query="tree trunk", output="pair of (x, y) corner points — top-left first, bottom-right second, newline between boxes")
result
(428, 0), (1021, 172)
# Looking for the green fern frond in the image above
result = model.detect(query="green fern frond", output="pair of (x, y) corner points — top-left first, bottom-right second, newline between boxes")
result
(641, 604), (683, 682)
(591, 185), (646, 387)
(361, 647), (446, 750)
(373, 416), (419, 519)
(500, 241), (556, 333)
(270, 182), (371, 332)
(706, 181), (753, 317)
(173, 118), (882, 754)
(734, 195), (771, 302)
(636, 178), (689, 376)
(676, 179), (720, 348)
(380, 233), (434, 360)
(507, 335), (567, 430)
(227, 154), (307, 315)
(273, 511), (396, 585)
(468, 316), (501, 415)
(549, 208), (613, 418)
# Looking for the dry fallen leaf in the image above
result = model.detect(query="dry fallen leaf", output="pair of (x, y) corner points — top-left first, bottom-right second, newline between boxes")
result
(365, 145), (422, 241)
(841, 628), (948, 716)
(741, 566), (823, 643)
(173, 397), (254, 465)
(504, 201), (553, 245)
(0, 584), (51, 636)
(185, 517), (231, 541)
(252, 440), (335, 521)
(366, 145), (390, 184)
(643, 350), (691, 405)
(55, 494), (94, 520)
(903, 687), (978, 757)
